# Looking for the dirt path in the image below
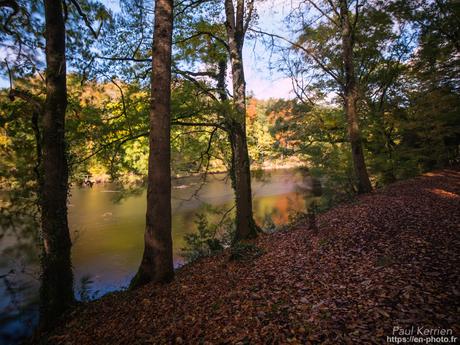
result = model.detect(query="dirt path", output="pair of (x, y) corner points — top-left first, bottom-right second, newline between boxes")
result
(43, 170), (460, 344)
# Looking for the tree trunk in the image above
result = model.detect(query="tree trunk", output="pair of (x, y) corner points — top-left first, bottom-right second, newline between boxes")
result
(227, 124), (259, 241)
(40, 0), (74, 329)
(339, 0), (372, 194)
(224, 0), (259, 241)
(131, 0), (174, 288)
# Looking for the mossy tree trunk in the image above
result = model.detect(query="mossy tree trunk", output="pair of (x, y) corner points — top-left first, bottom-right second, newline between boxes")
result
(224, 0), (259, 241)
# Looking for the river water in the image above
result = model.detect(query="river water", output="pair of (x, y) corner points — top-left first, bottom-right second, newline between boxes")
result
(0, 168), (316, 343)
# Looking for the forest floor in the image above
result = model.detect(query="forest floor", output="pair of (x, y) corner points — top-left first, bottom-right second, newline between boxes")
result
(42, 169), (460, 345)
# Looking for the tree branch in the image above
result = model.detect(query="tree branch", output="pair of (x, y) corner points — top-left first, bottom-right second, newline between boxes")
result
(249, 28), (342, 85)
(305, 0), (340, 27)
(73, 131), (148, 165)
(95, 55), (151, 62)
(172, 120), (226, 131)
(68, 0), (101, 38)
(243, 0), (254, 35)
(0, 0), (19, 35)
(174, 31), (230, 52)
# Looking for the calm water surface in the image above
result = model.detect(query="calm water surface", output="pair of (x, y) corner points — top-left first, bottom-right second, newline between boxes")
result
(70, 169), (312, 293)
(0, 168), (314, 343)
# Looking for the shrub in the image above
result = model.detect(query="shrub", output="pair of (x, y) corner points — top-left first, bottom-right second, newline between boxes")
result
(230, 242), (265, 261)
(182, 214), (223, 262)
(262, 214), (277, 233)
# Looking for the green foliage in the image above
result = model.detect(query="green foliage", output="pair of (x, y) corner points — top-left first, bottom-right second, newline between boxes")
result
(267, 99), (358, 199)
(181, 213), (227, 263)
(246, 99), (278, 164)
(268, 0), (459, 194)
(0, 85), (42, 268)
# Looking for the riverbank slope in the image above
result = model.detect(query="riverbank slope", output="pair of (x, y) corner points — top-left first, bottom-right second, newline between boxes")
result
(42, 169), (460, 344)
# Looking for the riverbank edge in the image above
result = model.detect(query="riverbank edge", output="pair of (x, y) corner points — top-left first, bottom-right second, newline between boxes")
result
(72, 158), (307, 186)
(33, 168), (460, 344)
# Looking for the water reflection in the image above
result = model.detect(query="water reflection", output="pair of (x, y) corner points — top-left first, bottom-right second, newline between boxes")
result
(0, 168), (316, 343)
(69, 169), (313, 296)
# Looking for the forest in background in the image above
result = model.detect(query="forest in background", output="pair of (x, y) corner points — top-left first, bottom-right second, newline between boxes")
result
(0, 0), (459, 341)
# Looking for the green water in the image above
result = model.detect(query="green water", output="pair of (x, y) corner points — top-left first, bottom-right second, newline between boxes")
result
(69, 168), (312, 293)
(0, 168), (314, 343)
(69, 169), (310, 293)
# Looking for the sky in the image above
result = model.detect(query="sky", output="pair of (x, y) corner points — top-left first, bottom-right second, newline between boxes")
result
(242, 0), (296, 99)
(0, 0), (296, 99)
(100, 0), (296, 98)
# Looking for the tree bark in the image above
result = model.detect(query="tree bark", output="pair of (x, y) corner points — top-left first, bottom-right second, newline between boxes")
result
(339, 0), (372, 194)
(131, 0), (174, 287)
(40, 0), (74, 329)
(227, 123), (259, 240)
(224, 0), (259, 241)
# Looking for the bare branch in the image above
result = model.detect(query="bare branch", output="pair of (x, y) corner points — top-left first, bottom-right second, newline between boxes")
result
(95, 55), (151, 63)
(174, 0), (212, 17)
(174, 31), (230, 52)
(0, 0), (19, 35)
(249, 28), (342, 85)
(68, 0), (101, 38)
(305, 0), (340, 27)
(8, 89), (43, 112)
(175, 68), (217, 79)
(243, 0), (254, 35)
(172, 120), (226, 131)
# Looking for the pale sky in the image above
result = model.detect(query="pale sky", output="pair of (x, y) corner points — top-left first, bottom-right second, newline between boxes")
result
(243, 0), (295, 99)
(0, 0), (296, 99)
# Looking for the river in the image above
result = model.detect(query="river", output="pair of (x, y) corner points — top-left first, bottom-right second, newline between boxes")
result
(0, 168), (316, 343)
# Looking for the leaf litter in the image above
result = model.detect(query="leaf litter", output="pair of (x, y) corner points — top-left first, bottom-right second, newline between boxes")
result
(41, 170), (460, 344)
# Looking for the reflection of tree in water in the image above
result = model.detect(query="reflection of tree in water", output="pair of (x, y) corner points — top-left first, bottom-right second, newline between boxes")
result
(0, 267), (39, 344)
(0, 185), (41, 342)
(104, 182), (146, 204)
(252, 168), (271, 183)
(0, 167), (327, 342)
(0, 85), (44, 341)
(293, 166), (323, 207)
(0, 232), (40, 343)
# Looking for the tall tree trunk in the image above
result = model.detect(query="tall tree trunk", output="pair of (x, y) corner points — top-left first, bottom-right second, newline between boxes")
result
(227, 124), (259, 240)
(40, 0), (74, 329)
(131, 0), (174, 288)
(339, 0), (372, 194)
(224, 0), (259, 241)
